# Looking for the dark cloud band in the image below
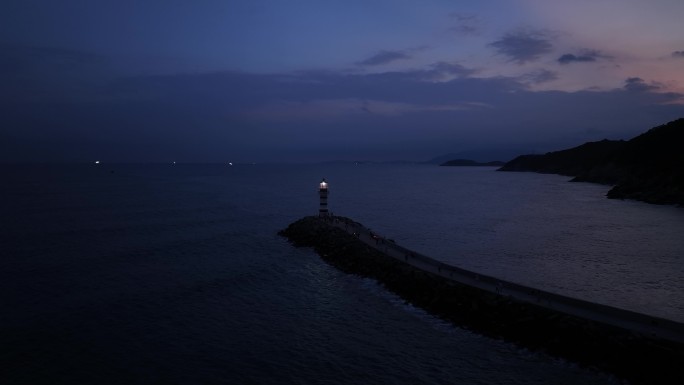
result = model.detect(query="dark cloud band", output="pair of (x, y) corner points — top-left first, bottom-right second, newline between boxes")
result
(357, 50), (411, 66)
(489, 30), (554, 64)
(558, 50), (609, 65)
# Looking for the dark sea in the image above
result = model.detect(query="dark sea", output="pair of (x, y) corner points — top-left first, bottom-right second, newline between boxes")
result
(2, 163), (683, 384)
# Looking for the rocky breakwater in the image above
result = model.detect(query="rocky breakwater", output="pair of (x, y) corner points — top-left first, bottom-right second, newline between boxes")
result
(280, 216), (684, 385)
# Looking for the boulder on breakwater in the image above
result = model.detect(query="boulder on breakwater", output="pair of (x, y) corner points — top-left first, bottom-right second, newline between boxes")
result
(279, 215), (684, 385)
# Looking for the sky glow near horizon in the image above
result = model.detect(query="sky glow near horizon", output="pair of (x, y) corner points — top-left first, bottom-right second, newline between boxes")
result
(1, 0), (684, 162)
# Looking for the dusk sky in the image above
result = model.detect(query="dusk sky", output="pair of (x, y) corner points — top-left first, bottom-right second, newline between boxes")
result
(2, 0), (684, 162)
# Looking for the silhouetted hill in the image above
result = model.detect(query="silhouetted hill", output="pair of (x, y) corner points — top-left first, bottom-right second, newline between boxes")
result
(426, 149), (527, 164)
(440, 159), (505, 167)
(499, 118), (684, 205)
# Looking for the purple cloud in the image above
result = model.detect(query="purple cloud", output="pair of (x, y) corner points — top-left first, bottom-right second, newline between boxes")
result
(357, 50), (411, 66)
(448, 13), (481, 36)
(520, 69), (558, 84)
(558, 50), (610, 65)
(624, 77), (661, 92)
(558, 54), (595, 64)
(489, 30), (554, 64)
(3, 46), (684, 163)
(422, 62), (477, 80)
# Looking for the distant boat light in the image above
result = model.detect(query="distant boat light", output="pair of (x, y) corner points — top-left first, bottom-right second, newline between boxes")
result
(229, 162), (233, 166)
(95, 161), (100, 164)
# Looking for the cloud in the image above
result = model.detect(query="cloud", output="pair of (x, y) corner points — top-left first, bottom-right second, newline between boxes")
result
(3, 55), (684, 162)
(420, 61), (477, 80)
(624, 77), (661, 92)
(489, 30), (554, 64)
(557, 50), (610, 65)
(357, 50), (411, 66)
(247, 98), (491, 120)
(558, 53), (595, 64)
(672, 51), (684, 58)
(520, 69), (558, 84)
(349, 61), (476, 82)
(448, 13), (481, 36)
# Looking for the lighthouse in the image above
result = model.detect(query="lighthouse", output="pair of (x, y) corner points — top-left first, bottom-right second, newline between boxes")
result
(318, 178), (329, 217)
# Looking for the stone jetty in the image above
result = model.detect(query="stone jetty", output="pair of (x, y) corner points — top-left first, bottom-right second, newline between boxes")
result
(279, 215), (684, 385)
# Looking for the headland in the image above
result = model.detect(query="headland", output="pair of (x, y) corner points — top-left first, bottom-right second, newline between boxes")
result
(498, 118), (684, 205)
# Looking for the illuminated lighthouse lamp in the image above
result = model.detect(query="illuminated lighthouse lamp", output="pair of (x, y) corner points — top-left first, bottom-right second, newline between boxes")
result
(318, 178), (329, 217)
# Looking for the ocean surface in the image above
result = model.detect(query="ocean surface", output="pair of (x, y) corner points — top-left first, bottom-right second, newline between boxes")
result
(2, 163), (683, 384)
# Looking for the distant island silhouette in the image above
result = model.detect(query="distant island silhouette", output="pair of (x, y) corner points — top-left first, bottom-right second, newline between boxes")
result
(440, 159), (505, 167)
(499, 118), (684, 205)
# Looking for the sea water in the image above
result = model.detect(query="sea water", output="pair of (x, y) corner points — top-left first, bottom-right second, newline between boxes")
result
(2, 163), (682, 384)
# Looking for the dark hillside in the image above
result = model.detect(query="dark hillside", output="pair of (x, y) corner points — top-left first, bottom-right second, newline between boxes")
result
(440, 159), (505, 167)
(499, 139), (625, 179)
(499, 118), (684, 205)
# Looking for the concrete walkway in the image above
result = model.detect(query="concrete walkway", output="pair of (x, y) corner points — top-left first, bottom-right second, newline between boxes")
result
(322, 216), (684, 344)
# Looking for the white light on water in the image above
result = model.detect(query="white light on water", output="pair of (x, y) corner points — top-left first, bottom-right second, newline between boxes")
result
(95, 161), (100, 164)
(229, 162), (233, 166)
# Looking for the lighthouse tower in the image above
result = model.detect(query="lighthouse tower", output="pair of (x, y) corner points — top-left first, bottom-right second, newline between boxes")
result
(318, 178), (329, 217)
